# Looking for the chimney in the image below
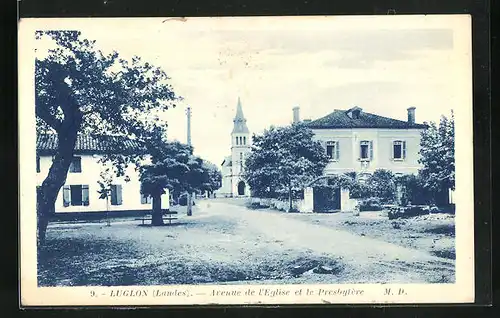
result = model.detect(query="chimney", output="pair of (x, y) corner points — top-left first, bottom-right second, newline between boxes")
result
(407, 107), (416, 124)
(292, 106), (300, 124)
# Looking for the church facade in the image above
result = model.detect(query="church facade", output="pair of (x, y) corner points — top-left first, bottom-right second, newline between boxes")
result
(217, 98), (252, 197)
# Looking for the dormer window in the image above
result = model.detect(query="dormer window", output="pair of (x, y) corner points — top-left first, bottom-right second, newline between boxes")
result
(347, 106), (362, 119)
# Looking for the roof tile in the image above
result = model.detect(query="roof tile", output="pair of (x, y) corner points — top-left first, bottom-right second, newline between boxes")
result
(306, 109), (427, 129)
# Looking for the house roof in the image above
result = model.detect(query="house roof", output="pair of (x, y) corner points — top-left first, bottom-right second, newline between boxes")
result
(305, 108), (427, 129)
(221, 155), (232, 167)
(36, 133), (147, 155)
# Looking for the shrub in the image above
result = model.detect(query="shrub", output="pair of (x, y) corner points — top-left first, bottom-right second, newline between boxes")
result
(366, 169), (397, 204)
(359, 197), (383, 211)
(396, 174), (434, 205)
(388, 205), (431, 219)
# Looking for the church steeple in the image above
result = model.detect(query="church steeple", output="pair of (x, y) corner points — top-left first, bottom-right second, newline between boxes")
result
(232, 97), (249, 134)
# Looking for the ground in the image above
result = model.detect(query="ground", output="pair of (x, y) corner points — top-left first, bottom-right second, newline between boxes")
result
(38, 198), (455, 286)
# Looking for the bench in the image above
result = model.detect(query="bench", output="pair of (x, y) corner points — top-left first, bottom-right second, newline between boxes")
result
(135, 211), (178, 225)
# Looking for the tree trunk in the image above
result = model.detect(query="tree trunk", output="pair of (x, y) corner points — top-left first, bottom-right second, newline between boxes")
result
(187, 192), (193, 216)
(288, 186), (293, 213)
(151, 194), (164, 226)
(37, 131), (78, 246)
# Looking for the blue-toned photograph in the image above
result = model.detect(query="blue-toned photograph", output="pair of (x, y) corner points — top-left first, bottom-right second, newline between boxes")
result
(34, 21), (458, 288)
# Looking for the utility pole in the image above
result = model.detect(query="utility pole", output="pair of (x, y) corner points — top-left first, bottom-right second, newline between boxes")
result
(186, 106), (193, 216)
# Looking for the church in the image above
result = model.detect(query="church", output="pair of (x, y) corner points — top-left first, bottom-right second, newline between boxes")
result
(217, 98), (252, 197)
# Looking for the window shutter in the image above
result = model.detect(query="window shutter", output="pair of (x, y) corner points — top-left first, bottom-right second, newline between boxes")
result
(358, 141), (362, 159)
(391, 141), (394, 159)
(75, 157), (82, 172)
(82, 185), (89, 206)
(335, 141), (340, 160)
(110, 185), (117, 205)
(369, 141), (374, 160)
(63, 185), (71, 207)
(402, 141), (407, 159)
(116, 185), (123, 205)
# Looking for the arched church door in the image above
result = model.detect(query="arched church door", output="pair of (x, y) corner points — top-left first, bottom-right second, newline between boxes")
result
(237, 181), (246, 196)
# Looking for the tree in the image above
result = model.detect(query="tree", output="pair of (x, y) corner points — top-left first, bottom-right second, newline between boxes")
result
(35, 31), (179, 244)
(200, 161), (222, 197)
(244, 123), (329, 211)
(97, 169), (114, 227)
(139, 136), (206, 225)
(418, 111), (455, 205)
(364, 169), (397, 203)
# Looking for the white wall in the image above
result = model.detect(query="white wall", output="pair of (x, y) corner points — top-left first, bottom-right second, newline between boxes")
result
(217, 164), (233, 197)
(36, 154), (169, 213)
(311, 128), (424, 175)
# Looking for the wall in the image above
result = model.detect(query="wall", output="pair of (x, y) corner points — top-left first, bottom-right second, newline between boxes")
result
(340, 188), (359, 212)
(37, 155), (169, 213)
(311, 128), (424, 175)
(217, 164), (233, 197)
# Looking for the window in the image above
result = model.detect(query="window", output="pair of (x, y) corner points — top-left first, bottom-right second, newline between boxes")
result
(63, 185), (89, 207)
(36, 155), (40, 173)
(236, 137), (239, 145)
(69, 157), (82, 173)
(243, 136), (246, 145)
(110, 184), (123, 205)
(326, 141), (339, 160)
(360, 141), (373, 161)
(393, 140), (406, 160)
(140, 193), (153, 204)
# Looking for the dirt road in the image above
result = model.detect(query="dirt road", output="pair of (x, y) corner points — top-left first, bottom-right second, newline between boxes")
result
(39, 199), (455, 286)
(199, 200), (454, 284)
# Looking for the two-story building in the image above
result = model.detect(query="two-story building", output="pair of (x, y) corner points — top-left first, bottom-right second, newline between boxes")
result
(36, 134), (169, 219)
(300, 106), (427, 179)
(293, 106), (427, 212)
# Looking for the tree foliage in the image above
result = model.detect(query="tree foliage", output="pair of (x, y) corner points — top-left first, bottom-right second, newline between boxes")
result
(418, 111), (455, 203)
(244, 123), (329, 209)
(35, 31), (179, 243)
(200, 161), (222, 195)
(139, 133), (217, 224)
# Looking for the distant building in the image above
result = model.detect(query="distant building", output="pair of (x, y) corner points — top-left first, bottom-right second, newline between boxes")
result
(217, 98), (252, 197)
(36, 134), (169, 216)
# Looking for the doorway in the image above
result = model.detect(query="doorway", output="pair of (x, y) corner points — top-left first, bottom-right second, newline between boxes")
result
(237, 181), (246, 196)
(313, 186), (341, 212)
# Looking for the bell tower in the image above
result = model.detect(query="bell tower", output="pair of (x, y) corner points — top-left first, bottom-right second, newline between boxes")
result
(231, 97), (251, 196)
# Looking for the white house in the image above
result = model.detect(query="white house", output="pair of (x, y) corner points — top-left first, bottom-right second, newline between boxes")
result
(217, 98), (252, 197)
(36, 134), (169, 217)
(300, 106), (427, 178)
(292, 106), (428, 212)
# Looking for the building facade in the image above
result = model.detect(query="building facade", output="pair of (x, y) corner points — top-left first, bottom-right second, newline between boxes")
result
(217, 98), (252, 197)
(300, 106), (427, 179)
(294, 106), (428, 212)
(36, 134), (169, 215)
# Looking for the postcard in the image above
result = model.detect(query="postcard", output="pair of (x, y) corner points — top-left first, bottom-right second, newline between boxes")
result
(19, 15), (474, 306)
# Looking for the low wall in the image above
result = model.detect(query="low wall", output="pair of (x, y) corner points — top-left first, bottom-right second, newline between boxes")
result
(250, 187), (359, 213)
(249, 197), (301, 212)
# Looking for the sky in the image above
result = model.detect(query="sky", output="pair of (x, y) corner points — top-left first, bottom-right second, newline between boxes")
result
(34, 16), (470, 166)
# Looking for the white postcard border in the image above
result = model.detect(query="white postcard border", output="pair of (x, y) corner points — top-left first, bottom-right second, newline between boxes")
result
(19, 15), (474, 306)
